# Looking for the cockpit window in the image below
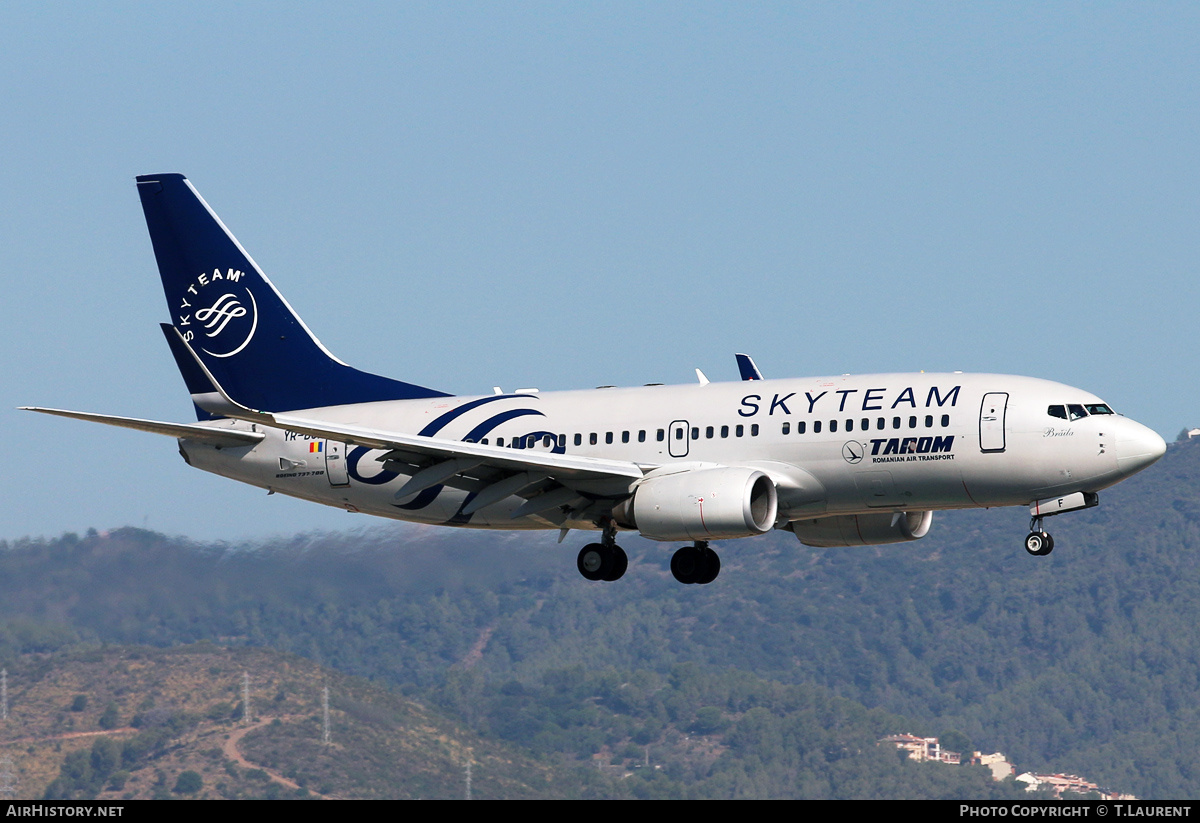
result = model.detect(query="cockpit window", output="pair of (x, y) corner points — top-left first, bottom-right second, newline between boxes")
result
(1050, 403), (1112, 421)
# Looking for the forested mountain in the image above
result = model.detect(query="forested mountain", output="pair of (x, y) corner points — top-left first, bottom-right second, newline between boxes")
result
(3, 440), (1200, 797)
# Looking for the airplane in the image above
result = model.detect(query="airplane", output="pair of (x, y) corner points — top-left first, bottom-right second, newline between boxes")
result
(23, 174), (1168, 585)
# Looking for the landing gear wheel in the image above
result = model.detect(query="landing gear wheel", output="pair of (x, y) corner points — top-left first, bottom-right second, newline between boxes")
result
(1024, 531), (1054, 556)
(577, 543), (628, 581)
(604, 545), (628, 581)
(671, 543), (721, 585)
(695, 547), (720, 585)
(670, 545), (697, 584)
(578, 543), (609, 581)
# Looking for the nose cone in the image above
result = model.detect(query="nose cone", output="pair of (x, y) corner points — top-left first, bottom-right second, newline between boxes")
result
(1115, 419), (1167, 476)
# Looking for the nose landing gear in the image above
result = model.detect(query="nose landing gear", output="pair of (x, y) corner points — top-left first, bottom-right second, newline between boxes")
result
(670, 541), (721, 585)
(1024, 516), (1055, 556)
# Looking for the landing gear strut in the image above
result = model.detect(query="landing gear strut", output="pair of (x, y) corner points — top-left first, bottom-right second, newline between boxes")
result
(1024, 516), (1054, 556)
(577, 522), (627, 582)
(671, 541), (721, 585)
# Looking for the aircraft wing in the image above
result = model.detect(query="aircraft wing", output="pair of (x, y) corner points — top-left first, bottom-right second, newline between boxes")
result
(20, 407), (265, 447)
(167, 326), (649, 516)
(271, 411), (647, 487)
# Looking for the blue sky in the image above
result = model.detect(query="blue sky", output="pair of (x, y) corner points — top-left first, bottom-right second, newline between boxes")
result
(3, 3), (1197, 540)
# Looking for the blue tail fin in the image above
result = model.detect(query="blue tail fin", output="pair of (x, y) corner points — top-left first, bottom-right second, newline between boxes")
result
(137, 174), (450, 412)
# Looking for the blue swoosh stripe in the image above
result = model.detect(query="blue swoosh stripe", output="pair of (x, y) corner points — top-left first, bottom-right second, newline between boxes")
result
(418, 395), (536, 437)
(464, 408), (545, 443)
(394, 485), (443, 511)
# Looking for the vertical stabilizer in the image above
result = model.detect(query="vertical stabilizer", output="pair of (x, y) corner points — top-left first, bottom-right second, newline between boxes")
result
(136, 174), (450, 412)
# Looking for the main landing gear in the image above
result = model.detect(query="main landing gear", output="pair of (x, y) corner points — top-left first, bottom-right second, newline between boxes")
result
(1024, 516), (1055, 556)
(670, 541), (721, 585)
(577, 524), (628, 582)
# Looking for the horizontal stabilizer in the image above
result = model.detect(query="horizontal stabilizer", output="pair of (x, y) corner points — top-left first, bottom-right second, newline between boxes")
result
(20, 407), (264, 447)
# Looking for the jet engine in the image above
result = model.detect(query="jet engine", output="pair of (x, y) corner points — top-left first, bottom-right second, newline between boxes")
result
(618, 467), (779, 541)
(788, 510), (933, 547)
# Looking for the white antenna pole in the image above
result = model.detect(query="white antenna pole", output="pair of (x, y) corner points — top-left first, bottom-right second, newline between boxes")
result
(322, 686), (331, 745)
(0, 755), (16, 799)
(242, 672), (251, 724)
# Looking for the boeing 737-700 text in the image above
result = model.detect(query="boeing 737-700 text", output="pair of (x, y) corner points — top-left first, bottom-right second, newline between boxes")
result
(23, 174), (1168, 584)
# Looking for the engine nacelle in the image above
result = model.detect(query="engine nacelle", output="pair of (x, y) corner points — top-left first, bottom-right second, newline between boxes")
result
(789, 510), (933, 547)
(625, 467), (779, 542)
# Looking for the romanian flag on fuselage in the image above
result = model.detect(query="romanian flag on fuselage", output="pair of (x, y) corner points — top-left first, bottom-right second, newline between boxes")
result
(309, 441), (323, 453)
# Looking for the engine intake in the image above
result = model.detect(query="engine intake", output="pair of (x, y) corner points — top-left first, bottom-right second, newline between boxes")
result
(627, 467), (779, 541)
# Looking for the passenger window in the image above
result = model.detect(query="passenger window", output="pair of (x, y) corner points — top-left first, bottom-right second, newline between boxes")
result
(1068, 404), (1088, 421)
(846, 419), (854, 432)
(782, 422), (790, 435)
(941, 414), (949, 427)
(558, 434), (566, 449)
(590, 433), (598, 445)
(925, 415), (933, 428)
(622, 431), (630, 443)
(638, 430), (646, 442)
(877, 418), (885, 430)
(813, 420), (822, 434)
(908, 416), (917, 428)
(830, 420), (838, 433)
(1047, 405), (1068, 420)
(605, 432), (614, 445)
(496, 437), (504, 447)
(892, 417), (901, 429)
(482, 438), (489, 445)
(797, 421), (806, 434)
(862, 418), (869, 430)
(674, 428), (684, 440)
(706, 426), (714, 439)
(736, 425), (744, 437)
(574, 433), (582, 446)
(751, 424), (759, 436)
(691, 427), (699, 440)
(721, 425), (729, 438)
(543, 435), (553, 448)
(657, 429), (665, 442)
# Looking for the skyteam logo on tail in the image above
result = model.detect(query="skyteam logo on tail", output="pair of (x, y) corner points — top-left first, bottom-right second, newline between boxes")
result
(175, 268), (258, 358)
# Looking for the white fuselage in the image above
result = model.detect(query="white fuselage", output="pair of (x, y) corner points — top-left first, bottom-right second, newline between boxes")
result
(179, 372), (1165, 538)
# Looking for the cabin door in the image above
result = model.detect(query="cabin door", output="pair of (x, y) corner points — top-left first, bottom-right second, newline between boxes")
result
(325, 440), (350, 486)
(668, 420), (690, 458)
(979, 393), (1009, 453)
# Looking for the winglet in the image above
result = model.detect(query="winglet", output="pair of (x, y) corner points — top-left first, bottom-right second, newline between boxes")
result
(735, 353), (763, 381)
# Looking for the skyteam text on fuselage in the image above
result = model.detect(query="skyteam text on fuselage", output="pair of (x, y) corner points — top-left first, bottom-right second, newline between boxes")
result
(23, 174), (1168, 584)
